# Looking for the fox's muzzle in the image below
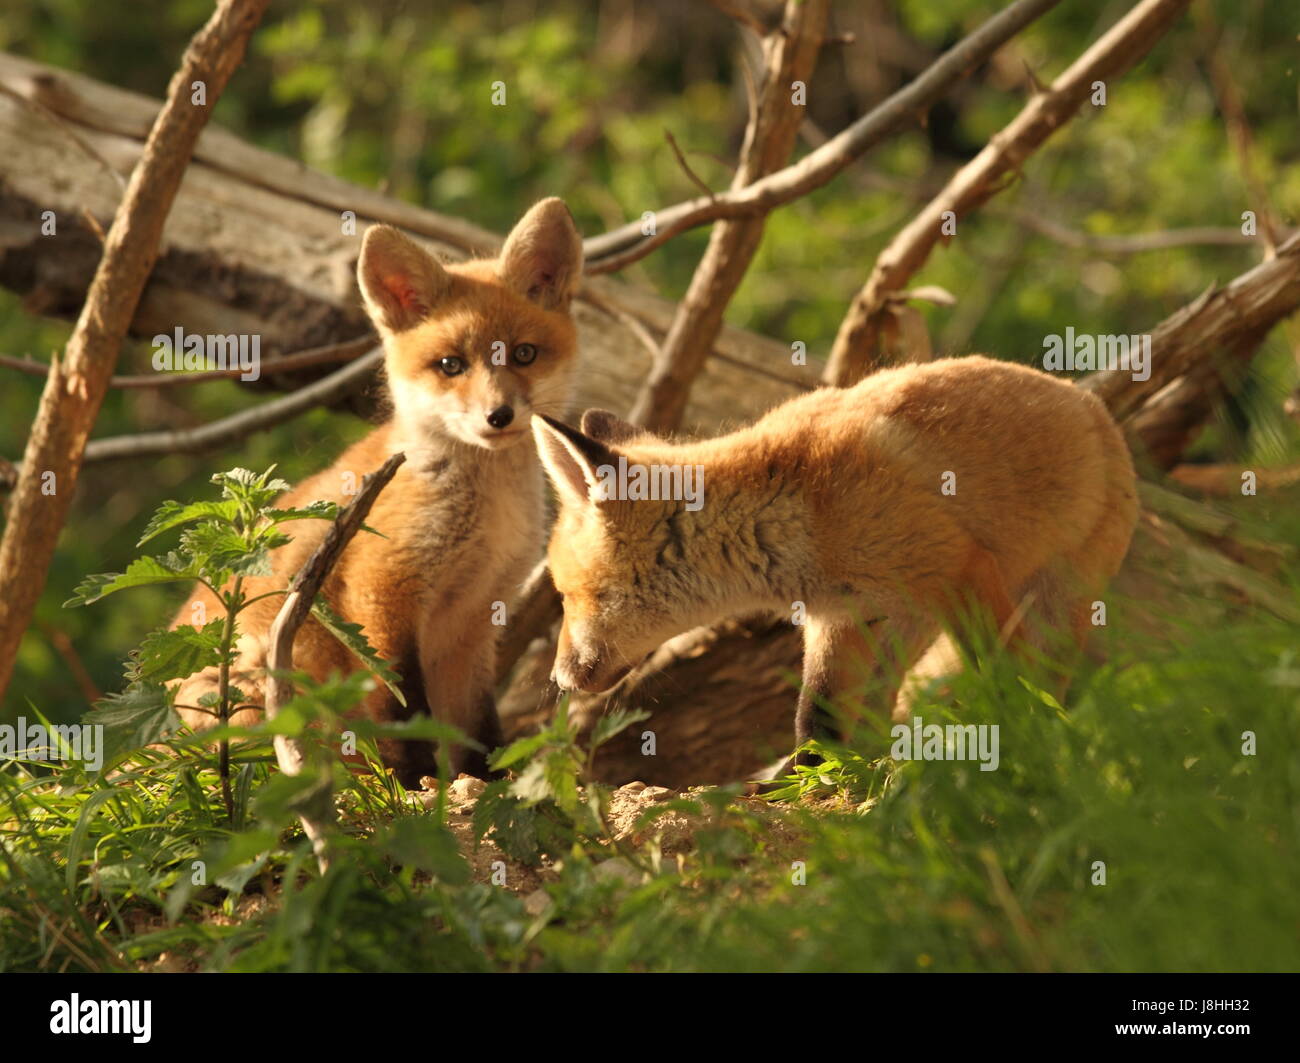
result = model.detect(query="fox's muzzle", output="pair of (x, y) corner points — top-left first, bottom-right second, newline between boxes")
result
(552, 654), (634, 694)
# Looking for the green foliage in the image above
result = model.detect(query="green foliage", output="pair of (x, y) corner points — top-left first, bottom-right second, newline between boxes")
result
(2, 0), (1299, 975)
(4, 578), (1299, 971)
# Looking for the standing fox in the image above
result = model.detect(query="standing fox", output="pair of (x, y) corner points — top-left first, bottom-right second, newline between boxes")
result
(172, 198), (584, 785)
(532, 356), (1138, 770)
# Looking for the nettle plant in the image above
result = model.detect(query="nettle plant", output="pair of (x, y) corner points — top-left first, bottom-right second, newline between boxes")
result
(56, 464), (667, 906)
(65, 466), (398, 813)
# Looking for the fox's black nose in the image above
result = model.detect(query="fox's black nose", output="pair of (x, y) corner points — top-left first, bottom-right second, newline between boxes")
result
(486, 405), (515, 429)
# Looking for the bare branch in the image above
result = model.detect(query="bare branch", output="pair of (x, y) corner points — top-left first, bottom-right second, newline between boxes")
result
(630, 0), (830, 431)
(582, 0), (1064, 273)
(1169, 461), (1300, 495)
(824, 0), (1194, 386)
(0, 0), (271, 702)
(0, 335), (375, 389)
(995, 210), (1261, 254)
(1085, 232), (1300, 423)
(493, 0), (1063, 682)
(265, 451), (406, 873)
(79, 346), (383, 465)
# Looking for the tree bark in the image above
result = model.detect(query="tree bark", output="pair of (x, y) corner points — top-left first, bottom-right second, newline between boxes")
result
(0, 1), (270, 703)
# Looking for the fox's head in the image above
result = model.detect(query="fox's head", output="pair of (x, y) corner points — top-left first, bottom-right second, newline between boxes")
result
(357, 198), (583, 451)
(532, 411), (713, 693)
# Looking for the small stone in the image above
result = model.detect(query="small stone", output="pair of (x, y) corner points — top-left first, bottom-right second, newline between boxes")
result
(523, 888), (551, 917)
(593, 857), (641, 888)
(620, 781), (648, 792)
(641, 786), (673, 802)
(449, 776), (486, 802)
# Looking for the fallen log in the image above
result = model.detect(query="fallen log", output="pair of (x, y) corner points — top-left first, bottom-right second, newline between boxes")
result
(0, 51), (813, 436)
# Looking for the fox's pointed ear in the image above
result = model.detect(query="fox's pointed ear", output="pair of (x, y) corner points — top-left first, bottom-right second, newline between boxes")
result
(499, 198), (583, 311)
(358, 226), (453, 333)
(532, 414), (613, 508)
(580, 409), (643, 446)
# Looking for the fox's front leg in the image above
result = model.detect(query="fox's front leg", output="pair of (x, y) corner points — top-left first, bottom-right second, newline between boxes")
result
(788, 611), (937, 772)
(416, 610), (505, 780)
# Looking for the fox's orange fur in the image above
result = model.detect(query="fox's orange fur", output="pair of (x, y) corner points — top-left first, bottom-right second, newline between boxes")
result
(533, 356), (1138, 770)
(171, 198), (584, 784)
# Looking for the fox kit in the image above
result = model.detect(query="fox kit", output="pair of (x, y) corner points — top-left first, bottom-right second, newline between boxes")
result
(531, 356), (1138, 770)
(171, 198), (584, 785)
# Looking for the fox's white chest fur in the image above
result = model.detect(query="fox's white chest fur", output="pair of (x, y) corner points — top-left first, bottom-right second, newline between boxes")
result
(400, 437), (544, 633)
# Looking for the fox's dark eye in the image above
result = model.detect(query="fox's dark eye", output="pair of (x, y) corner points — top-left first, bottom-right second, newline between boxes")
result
(512, 343), (538, 366)
(438, 356), (466, 376)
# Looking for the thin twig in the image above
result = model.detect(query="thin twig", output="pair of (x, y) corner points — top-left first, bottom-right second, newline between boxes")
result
(582, 0), (1064, 273)
(664, 129), (716, 201)
(630, 0), (830, 431)
(579, 288), (662, 363)
(0, 335), (376, 389)
(81, 347), (382, 465)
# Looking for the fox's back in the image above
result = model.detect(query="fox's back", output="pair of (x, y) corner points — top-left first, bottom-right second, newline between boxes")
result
(747, 356), (1136, 584)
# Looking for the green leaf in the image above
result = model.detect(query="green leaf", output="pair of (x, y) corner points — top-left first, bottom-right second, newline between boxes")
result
(473, 779), (542, 862)
(1018, 675), (1067, 717)
(311, 599), (405, 706)
(64, 554), (203, 607)
(490, 732), (553, 772)
(179, 523), (260, 575)
(213, 466), (291, 510)
(137, 498), (240, 546)
(228, 546), (274, 578)
(65, 788), (117, 894)
(590, 707), (651, 750)
(127, 621), (226, 684)
(543, 750), (580, 814)
(383, 817), (470, 884)
(84, 683), (181, 770)
(266, 500), (340, 524)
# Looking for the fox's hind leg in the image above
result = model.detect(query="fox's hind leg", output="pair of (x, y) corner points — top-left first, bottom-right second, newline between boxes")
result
(894, 546), (1027, 721)
(1019, 442), (1138, 689)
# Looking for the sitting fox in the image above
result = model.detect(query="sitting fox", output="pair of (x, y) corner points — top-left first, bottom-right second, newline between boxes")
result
(171, 198), (585, 785)
(531, 356), (1138, 771)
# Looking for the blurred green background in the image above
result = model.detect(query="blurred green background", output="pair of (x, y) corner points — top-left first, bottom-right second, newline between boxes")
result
(1, 0), (1297, 724)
